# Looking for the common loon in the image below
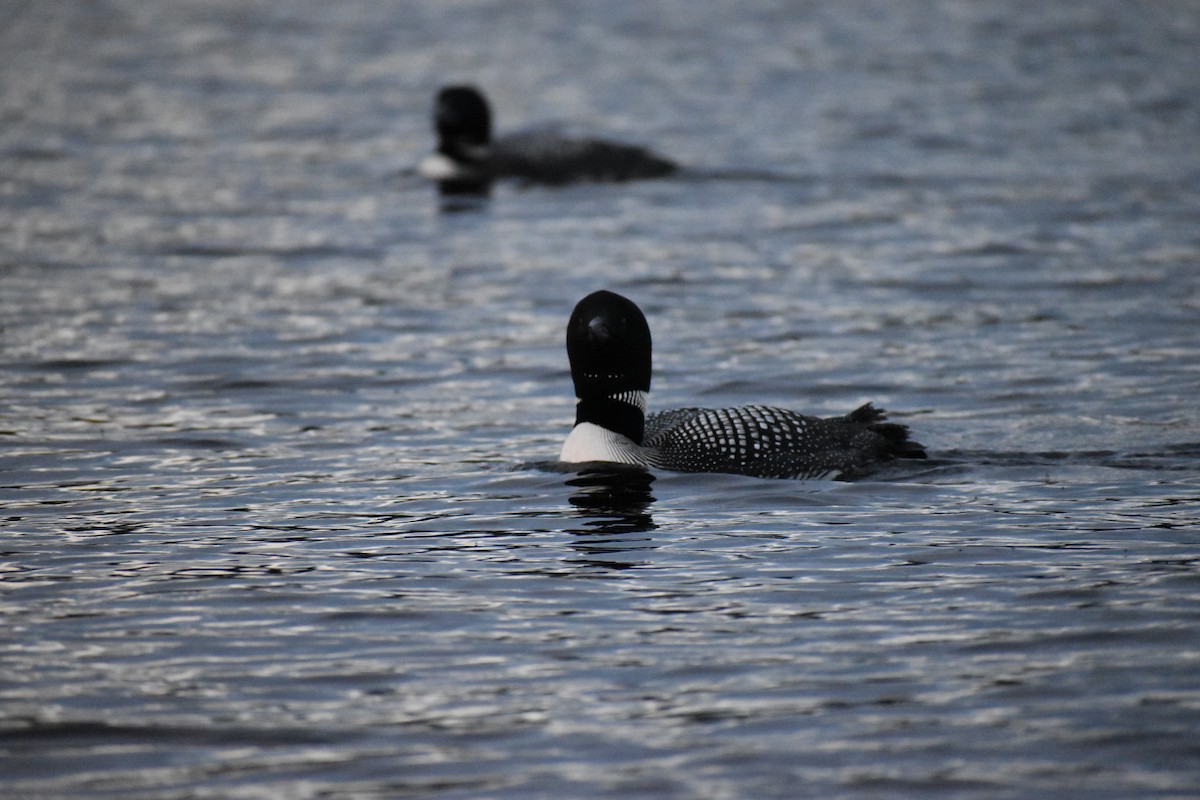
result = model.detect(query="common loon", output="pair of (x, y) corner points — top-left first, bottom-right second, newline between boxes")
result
(559, 290), (926, 480)
(418, 85), (677, 189)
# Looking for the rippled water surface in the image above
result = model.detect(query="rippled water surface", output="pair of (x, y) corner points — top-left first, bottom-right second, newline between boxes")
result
(3, 1), (1200, 798)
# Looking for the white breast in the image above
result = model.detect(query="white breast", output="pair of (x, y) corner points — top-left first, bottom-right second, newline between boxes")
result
(559, 422), (644, 465)
(417, 153), (463, 180)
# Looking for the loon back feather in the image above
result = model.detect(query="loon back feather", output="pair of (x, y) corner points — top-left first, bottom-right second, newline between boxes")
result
(643, 404), (924, 479)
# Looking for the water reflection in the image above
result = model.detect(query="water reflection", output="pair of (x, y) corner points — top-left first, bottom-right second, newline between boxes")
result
(566, 466), (656, 532)
(437, 179), (493, 213)
(563, 466), (657, 570)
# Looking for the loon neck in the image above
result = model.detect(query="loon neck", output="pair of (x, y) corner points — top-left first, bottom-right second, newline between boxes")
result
(575, 391), (646, 444)
(438, 139), (489, 164)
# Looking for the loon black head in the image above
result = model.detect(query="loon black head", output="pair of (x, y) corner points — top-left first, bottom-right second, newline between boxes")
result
(566, 290), (652, 443)
(434, 85), (492, 160)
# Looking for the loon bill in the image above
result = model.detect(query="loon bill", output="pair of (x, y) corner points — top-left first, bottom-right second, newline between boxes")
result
(559, 290), (926, 480)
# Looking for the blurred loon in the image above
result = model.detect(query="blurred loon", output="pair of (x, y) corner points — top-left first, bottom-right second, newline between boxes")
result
(419, 85), (677, 189)
(559, 290), (926, 480)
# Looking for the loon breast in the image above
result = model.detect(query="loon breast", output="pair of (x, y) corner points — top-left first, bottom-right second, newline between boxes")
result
(417, 152), (468, 180)
(559, 422), (644, 465)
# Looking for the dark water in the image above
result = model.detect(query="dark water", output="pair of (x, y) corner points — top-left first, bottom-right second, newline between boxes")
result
(3, 1), (1200, 797)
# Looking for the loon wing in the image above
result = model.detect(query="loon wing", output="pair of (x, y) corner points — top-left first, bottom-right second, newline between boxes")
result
(644, 404), (919, 479)
(493, 131), (675, 183)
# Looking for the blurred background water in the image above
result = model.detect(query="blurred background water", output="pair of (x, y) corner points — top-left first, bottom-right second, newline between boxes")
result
(2, 1), (1199, 798)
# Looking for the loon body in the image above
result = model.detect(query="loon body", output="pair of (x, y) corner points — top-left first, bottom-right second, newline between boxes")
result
(419, 85), (677, 190)
(559, 290), (926, 480)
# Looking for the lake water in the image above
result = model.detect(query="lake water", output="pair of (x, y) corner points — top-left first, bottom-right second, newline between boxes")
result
(3, 1), (1199, 797)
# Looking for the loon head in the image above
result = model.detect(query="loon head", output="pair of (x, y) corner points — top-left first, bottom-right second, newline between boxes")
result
(434, 85), (492, 161)
(566, 290), (652, 443)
